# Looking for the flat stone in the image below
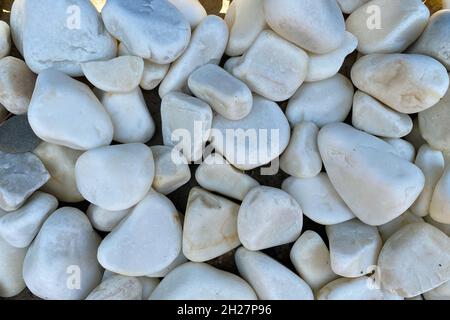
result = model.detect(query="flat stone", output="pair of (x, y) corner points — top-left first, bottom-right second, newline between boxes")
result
(290, 231), (338, 292)
(75, 143), (154, 211)
(0, 21), (10, 59)
(33, 142), (84, 203)
(0, 235), (27, 298)
(168, 0), (206, 28)
(97, 191), (182, 276)
(378, 211), (424, 242)
(159, 15), (229, 97)
(22, 0), (116, 76)
(430, 166), (450, 224)
(195, 153), (259, 201)
(229, 30), (309, 102)
(235, 247), (314, 300)
(286, 74), (354, 128)
(282, 173), (355, 225)
(263, 0), (345, 54)
(151, 145), (191, 195)
(23, 207), (103, 300)
(0, 115), (41, 154)
(351, 54), (449, 114)
(183, 187), (240, 262)
(0, 56), (36, 115)
(0, 192), (57, 248)
(86, 204), (131, 232)
(378, 223), (450, 297)
(149, 262), (257, 300)
(383, 138), (416, 162)
(28, 69), (113, 150)
(0, 151), (50, 212)
(238, 186), (303, 251)
(86, 275), (143, 300)
(318, 123), (425, 226)
(337, 0), (370, 14)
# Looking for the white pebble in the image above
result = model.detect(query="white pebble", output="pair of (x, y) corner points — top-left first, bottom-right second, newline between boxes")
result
(0, 235), (27, 298)
(430, 166), (450, 224)
(378, 211), (424, 242)
(86, 275), (143, 300)
(0, 21), (10, 59)
(86, 204), (131, 232)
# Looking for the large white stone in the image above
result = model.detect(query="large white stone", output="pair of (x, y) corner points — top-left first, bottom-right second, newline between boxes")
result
(263, 0), (346, 54)
(224, 0), (266, 56)
(28, 70), (113, 150)
(23, 207), (103, 300)
(195, 153), (259, 201)
(383, 138), (416, 162)
(102, 0), (190, 64)
(378, 223), (450, 298)
(97, 191), (182, 276)
(318, 123), (425, 226)
(229, 30), (309, 102)
(430, 167), (450, 224)
(22, 0), (116, 76)
(286, 74), (354, 128)
(327, 219), (382, 278)
(150, 262), (257, 300)
(86, 275), (143, 300)
(236, 247), (314, 300)
(351, 54), (450, 114)
(378, 211), (424, 242)
(0, 21), (10, 59)
(290, 231), (338, 292)
(0, 236), (27, 298)
(86, 204), (131, 232)
(168, 0), (206, 28)
(183, 188), (240, 262)
(0, 192), (57, 248)
(97, 88), (155, 144)
(238, 186), (303, 251)
(159, 15), (228, 97)
(75, 143), (154, 211)
(282, 174), (355, 225)
(210, 95), (290, 171)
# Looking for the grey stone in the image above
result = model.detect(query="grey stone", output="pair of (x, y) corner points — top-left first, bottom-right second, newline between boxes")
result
(0, 115), (41, 154)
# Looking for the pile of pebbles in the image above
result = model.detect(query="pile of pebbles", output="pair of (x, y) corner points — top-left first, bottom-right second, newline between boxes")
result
(0, 0), (450, 300)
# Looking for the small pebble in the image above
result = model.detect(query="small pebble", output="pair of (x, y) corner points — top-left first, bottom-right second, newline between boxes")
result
(430, 166), (450, 224)
(0, 115), (41, 154)
(378, 211), (424, 242)
(86, 204), (131, 233)
(0, 21), (11, 59)
(86, 275), (143, 300)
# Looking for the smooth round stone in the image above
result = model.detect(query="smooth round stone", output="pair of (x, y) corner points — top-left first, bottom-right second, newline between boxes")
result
(146, 251), (188, 278)
(10, 0), (24, 55)
(378, 211), (424, 242)
(224, 0), (266, 56)
(102, 0), (190, 64)
(75, 143), (154, 211)
(383, 138), (416, 162)
(28, 69), (113, 150)
(0, 56), (36, 115)
(423, 281), (450, 300)
(280, 122), (322, 179)
(0, 192), (57, 248)
(82, 56), (144, 93)
(352, 91), (413, 138)
(161, 92), (213, 162)
(97, 88), (155, 144)
(337, 0), (370, 14)
(263, 0), (345, 54)
(159, 15), (229, 97)
(86, 275), (143, 300)
(290, 231), (338, 292)
(327, 219), (382, 278)
(347, 0), (429, 54)
(210, 95), (290, 170)
(183, 188), (240, 262)
(286, 74), (354, 128)
(378, 223), (450, 298)
(306, 32), (358, 82)
(33, 142), (84, 203)
(149, 262), (257, 300)
(238, 186), (303, 251)
(0, 21), (10, 59)
(151, 145), (191, 195)
(0, 152), (50, 212)
(351, 54), (450, 114)
(98, 191), (182, 276)
(22, 0), (116, 76)
(235, 247), (314, 300)
(229, 30), (309, 102)
(168, 0), (206, 28)
(425, 215), (450, 237)
(195, 153), (259, 201)
(282, 174), (355, 225)
(430, 167), (450, 224)
(0, 115), (41, 154)
(86, 204), (131, 232)
(411, 145), (445, 217)
(0, 236), (27, 298)
(318, 277), (403, 300)
(419, 76), (450, 151)
(318, 123), (425, 226)
(188, 64), (253, 120)
(409, 10), (450, 70)
(23, 207), (103, 300)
